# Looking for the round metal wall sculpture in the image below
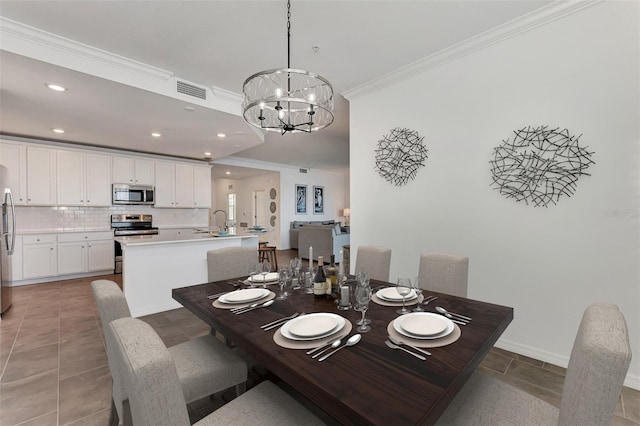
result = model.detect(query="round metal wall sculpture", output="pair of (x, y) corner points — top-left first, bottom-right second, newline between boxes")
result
(374, 127), (428, 186)
(489, 125), (595, 207)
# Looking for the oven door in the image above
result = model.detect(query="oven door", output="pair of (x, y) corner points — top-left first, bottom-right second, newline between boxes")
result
(114, 240), (123, 274)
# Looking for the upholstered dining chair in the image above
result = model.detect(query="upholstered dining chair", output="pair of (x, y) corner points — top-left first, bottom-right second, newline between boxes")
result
(354, 245), (392, 282)
(108, 316), (326, 426)
(417, 252), (469, 297)
(436, 303), (632, 426)
(207, 246), (259, 282)
(91, 280), (248, 426)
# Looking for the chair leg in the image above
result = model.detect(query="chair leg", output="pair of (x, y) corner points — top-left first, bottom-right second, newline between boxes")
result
(235, 381), (247, 397)
(108, 398), (120, 426)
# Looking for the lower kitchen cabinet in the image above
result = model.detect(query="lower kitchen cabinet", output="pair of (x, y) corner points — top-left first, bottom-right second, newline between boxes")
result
(22, 234), (57, 279)
(57, 232), (114, 275)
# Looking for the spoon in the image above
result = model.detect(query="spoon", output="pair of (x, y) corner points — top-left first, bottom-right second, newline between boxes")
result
(233, 299), (274, 314)
(435, 306), (472, 321)
(311, 339), (341, 358)
(318, 334), (362, 362)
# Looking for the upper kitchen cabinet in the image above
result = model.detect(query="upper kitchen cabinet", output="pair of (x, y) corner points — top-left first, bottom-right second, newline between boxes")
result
(0, 141), (27, 204)
(57, 150), (111, 206)
(26, 146), (57, 205)
(112, 156), (154, 185)
(154, 162), (211, 208)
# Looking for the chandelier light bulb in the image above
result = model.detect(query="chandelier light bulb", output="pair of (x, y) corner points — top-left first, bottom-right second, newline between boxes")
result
(275, 88), (283, 98)
(308, 93), (316, 102)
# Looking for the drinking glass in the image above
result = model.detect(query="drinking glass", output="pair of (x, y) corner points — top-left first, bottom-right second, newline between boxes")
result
(396, 277), (412, 315)
(247, 261), (260, 288)
(355, 271), (371, 325)
(412, 276), (424, 312)
(353, 282), (372, 333)
(277, 268), (290, 300)
(290, 257), (301, 289)
(259, 260), (271, 288)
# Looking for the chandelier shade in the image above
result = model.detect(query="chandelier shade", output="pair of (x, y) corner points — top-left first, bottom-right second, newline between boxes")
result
(242, 0), (334, 135)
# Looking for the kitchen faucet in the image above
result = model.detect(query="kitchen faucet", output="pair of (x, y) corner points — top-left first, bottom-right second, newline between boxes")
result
(212, 209), (228, 232)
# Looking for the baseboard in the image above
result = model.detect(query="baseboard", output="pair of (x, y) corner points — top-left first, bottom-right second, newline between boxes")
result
(130, 300), (182, 318)
(7, 270), (114, 287)
(497, 337), (639, 390)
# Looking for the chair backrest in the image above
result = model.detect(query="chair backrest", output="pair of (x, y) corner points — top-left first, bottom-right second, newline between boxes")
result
(108, 317), (191, 426)
(91, 279), (132, 421)
(355, 245), (392, 282)
(558, 303), (632, 425)
(207, 246), (258, 282)
(417, 253), (468, 297)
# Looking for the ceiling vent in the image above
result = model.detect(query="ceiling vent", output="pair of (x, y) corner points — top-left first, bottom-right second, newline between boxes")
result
(177, 81), (206, 100)
(299, 168), (308, 174)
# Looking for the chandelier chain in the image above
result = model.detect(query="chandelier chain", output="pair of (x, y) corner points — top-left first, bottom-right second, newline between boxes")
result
(287, 0), (291, 69)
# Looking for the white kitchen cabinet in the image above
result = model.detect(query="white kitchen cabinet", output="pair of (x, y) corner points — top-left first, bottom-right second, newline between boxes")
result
(0, 141), (27, 204)
(22, 234), (57, 279)
(155, 162), (211, 208)
(57, 150), (111, 206)
(193, 165), (212, 208)
(57, 232), (114, 275)
(113, 156), (154, 185)
(26, 146), (57, 205)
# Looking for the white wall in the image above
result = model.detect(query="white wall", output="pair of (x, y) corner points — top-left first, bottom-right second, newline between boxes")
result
(347, 1), (639, 387)
(212, 157), (348, 249)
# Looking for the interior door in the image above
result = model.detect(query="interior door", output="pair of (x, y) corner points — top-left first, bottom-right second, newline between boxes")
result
(252, 190), (267, 228)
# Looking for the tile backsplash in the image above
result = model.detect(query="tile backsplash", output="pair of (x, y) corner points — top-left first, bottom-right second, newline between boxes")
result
(15, 205), (209, 232)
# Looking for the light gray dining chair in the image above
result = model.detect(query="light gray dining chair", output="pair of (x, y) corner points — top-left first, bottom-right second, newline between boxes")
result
(108, 316), (326, 426)
(91, 279), (248, 426)
(418, 252), (469, 297)
(354, 245), (392, 282)
(436, 303), (632, 426)
(207, 246), (258, 282)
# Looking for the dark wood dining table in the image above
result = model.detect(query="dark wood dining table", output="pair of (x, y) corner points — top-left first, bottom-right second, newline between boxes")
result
(172, 279), (513, 425)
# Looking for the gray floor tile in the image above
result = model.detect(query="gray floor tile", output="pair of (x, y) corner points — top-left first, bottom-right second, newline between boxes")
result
(505, 359), (565, 394)
(13, 411), (57, 426)
(63, 408), (110, 426)
(622, 386), (640, 423)
(1, 343), (58, 384)
(59, 329), (107, 379)
(58, 366), (111, 425)
(480, 350), (512, 374)
(0, 369), (58, 426)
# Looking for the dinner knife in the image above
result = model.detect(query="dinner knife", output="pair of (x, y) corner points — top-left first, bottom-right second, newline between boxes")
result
(261, 313), (300, 330)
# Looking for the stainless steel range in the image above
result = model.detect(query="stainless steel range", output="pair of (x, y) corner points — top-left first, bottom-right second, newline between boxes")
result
(111, 214), (159, 273)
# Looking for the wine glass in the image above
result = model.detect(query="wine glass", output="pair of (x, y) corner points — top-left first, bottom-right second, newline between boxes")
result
(355, 270), (371, 326)
(353, 283), (372, 333)
(247, 261), (260, 288)
(277, 267), (290, 300)
(412, 276), (424, 312)
(396, 277), (412, 315)
(259, 260), (271, 289)
(290, 257), (301, 289)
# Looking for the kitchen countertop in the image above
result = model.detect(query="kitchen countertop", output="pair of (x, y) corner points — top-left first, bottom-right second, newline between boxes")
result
(15, 228), (112, 235)
(115, 231), (258, 246)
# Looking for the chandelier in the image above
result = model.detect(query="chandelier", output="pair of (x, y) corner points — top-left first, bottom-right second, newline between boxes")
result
(242, 0), (334, 135)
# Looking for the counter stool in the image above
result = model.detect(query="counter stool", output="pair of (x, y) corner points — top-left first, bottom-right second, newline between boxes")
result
(258, 243), (278, 269)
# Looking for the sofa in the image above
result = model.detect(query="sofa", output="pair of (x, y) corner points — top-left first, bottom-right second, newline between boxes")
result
(297, 223), (350, 263)
(289, 220), (338, 249)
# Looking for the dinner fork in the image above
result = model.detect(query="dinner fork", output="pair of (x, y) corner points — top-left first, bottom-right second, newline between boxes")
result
(261, 312), (301, 330)
(422, 295), (438, 305)
(206, 291), (230, 300)
(385, 340), (426, 360)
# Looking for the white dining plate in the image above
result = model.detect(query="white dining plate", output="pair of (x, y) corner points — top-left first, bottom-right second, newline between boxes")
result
(393, 313), (455, 340)
(218, 288), (270, 304)
(288, 315), (339, 338)
(281, 313), (345, 341)
(376, 287), (417, 302)
(248, 272), (279, 283)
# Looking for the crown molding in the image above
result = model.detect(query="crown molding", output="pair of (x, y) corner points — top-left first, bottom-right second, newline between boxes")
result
(0, 16), (244, 115)
(342, 0), (602, 101)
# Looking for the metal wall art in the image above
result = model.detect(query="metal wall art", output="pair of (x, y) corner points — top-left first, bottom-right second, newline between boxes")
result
(374, 127), (428, 186)
(489, 125), (595, 207)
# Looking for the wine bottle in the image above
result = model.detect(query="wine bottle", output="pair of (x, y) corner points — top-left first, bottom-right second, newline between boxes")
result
(327, 254), (339, 299)
(313, 256), (327, 298)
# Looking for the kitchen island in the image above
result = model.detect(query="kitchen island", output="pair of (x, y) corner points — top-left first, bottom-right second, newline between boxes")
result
(116, 232), (259, 316)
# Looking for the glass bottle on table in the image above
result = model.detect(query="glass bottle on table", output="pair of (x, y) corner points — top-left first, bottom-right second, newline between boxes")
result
(313, 256), (327, 298)
(327, 254), (338, 299)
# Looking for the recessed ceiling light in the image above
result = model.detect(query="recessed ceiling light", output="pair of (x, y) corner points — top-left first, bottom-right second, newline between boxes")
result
(234, 144), (241, 148)
(184, 106), (196, 112)
(204, 152), (211, 156)
(46, 83), (67, 92)
(151, 132), (161, 138)
(225, 171), (231, 175)
(217, 133), (226, 138)
(52, 128), (65, 134)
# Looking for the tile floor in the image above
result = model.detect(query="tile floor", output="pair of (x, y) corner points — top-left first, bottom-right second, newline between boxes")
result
(0, 249), (637, 425)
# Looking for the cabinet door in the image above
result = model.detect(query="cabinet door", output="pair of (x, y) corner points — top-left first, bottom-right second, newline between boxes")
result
(57, 150), (85, 205)
(57, 241), (87, 275)
(154, 162), (175, 207)
(0, 142), (27, 204)
(112, 156), (134, 183)
(26, 147), (56, 205)
(193, 166), (211, 208)
(23, 243), (57, 278)
(87, 240), (114, 271)
(85, 154), (111, 206)
(134, 159), (155, 185)
(174, 164), (194, 208)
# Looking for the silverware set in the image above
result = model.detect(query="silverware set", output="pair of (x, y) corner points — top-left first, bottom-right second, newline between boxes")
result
(422, 295), (438, 305)
(230, 299), (274, 314)
(207, 291), (231, 300)
(435, 306), (472, 325)
(304, 334), (362, 361)
(260, 312), (302, 331)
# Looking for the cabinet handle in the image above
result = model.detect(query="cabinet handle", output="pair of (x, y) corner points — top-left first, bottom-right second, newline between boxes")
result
(28, 198), (31, 202)
(80, 200), (84, 202)
(36, 239), (40, 242)
(81, 245), (85, 248)
(84, 236), (88, 239)
(50, 248), (53, 251)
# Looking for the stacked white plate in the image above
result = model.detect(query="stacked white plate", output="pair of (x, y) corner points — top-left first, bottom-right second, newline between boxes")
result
(280, 313), (346, 341)
(248, 272), (279, 284)
(376, 287), (417, 302)
(393, 312), (455, 340)
(218, 288), (270, 304)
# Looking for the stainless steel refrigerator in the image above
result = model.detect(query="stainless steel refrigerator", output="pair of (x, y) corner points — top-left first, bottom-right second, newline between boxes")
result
(0, 165), (15, 317)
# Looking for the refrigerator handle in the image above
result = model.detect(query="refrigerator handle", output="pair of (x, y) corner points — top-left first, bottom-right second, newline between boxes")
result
(3, 190), (15, 255)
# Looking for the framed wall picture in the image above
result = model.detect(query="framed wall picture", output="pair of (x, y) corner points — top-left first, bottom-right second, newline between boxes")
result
(295, 184), (307, 214)
(313, 186), (324, 214)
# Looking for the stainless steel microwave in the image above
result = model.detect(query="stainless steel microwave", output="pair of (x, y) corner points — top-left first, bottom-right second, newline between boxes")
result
(112, 184), (155, 205)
